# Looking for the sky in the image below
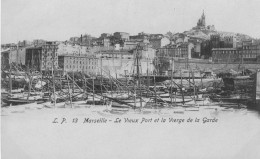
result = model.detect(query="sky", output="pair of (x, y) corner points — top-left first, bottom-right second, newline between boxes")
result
(1, 0), (260, 43)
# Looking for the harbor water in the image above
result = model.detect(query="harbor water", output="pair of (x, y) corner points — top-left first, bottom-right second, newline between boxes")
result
(2, 104), (260, 159)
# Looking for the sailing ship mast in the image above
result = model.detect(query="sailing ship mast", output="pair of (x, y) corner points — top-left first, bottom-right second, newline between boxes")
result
(170, 57), (173, 105)
(52, 49), (56, 107)
(67, 72), (72, 107)
(136, 44), (143, 109)
(92, 75), (95, 106)
(9, 54), (12, 95)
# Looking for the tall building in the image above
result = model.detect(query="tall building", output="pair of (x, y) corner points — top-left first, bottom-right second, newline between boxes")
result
(25, 46), (42, 71)
(25, 41), (59, 72)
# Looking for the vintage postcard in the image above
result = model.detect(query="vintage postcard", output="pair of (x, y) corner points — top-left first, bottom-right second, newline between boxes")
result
(1, 0), (260, 159)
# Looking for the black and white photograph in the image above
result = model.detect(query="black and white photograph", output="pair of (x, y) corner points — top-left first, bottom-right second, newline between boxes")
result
(1, 0), (260, 158)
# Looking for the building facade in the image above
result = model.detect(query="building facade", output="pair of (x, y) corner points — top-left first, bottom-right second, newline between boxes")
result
(212, 48), (240, 63)
(224, 36), (237, 48)
(25, 46), (43, 71)
(240, 44), (260, 62)
(58, 55), (98, 75)
(157, 43), (194, 59)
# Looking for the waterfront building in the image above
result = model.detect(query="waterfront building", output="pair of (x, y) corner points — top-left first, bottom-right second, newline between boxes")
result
(58, 55), (98, 75)
(212, 48), (240, 63)
(240, 43), (260, 62)
(25, 46), (43, 71)
(93, 46), (156, 77)
(25, 41), (59, 72)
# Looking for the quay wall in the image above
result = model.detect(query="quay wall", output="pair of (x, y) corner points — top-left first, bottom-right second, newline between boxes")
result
(174, 61), (260, 72)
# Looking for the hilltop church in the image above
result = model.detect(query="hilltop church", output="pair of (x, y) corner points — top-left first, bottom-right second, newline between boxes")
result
(193, 11), (215, 31)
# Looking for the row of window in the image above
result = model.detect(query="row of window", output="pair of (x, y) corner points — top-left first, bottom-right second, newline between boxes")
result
(65, 65), (95, 69)
(64, 59), (97, 65)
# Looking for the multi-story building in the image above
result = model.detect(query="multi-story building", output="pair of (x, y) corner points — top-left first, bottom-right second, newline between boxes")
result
(58, 55), (99, 75)
(212, 48), (240, 63)
(41, 42), (59, 71)
(25, 41), (59, 72)
(93, 46), (156, 77)
(57, 43), (93, 56)
(240, 44), (260, 62)
(224, 36), (237, 48)
(157, 43), (194, 59)
(210, 34), (222, 48)
(25, 46), (43, 71)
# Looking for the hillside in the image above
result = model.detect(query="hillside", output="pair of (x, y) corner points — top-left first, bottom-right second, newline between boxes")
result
(183, 28), (253, 42)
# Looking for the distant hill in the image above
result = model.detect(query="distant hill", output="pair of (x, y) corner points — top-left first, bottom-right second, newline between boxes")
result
(182, 28), (253, 42)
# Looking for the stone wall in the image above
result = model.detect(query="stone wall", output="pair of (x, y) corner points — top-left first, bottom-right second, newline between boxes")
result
(174, 61), (260, 72)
